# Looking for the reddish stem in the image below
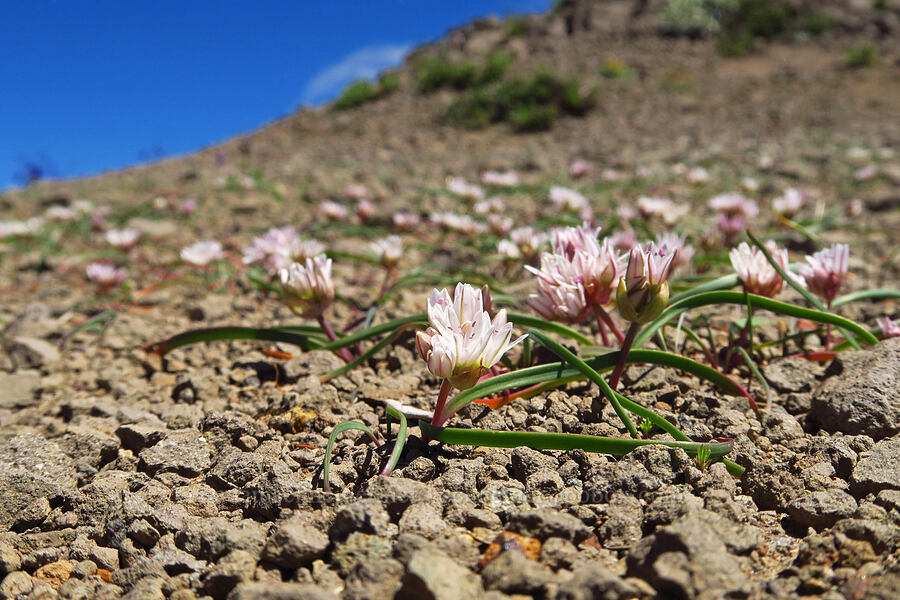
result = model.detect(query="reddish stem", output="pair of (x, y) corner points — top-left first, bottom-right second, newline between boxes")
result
(317, 315), (355, 363)
(430, 379), (454, 428)
(607, 321), (640, 391)
(595, 306), (625, 344)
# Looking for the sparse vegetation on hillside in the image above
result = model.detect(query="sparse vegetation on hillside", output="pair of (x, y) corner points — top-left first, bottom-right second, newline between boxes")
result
(443, 68), (596, 132)
(333, 69), (402, 111)
(415, 51), (513, 93)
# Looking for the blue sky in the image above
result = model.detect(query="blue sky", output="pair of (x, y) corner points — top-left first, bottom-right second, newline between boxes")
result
(1, 1), (550, 190)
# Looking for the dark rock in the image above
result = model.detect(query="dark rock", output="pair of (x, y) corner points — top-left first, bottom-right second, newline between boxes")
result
(208, 448), (271, 489)
(176, 518), (267, 562)
(763, 357), (822, 393)
(740, 460), (805, 511)
(242, 461), (307, 520)
(525, 468), (564, 496)
(626, 511), (751, 598)
(116, 423), (166, 453)
(398, 503), (448, 539)
(201, 549), (256, 599)
(507, 509), (591, 543)
(509, 447), (558, 481)
(397, 548), (483, 600)
(260, 519), (330, 568)
(480, 550), (553, 595)
(831, 518), (900, 554)
(359, 475), (442, 520)
(786, 490), (858, 529)
(763, 409), (805, 444)
(442, 492), (501, 529)
(330, 532), (394, 577)
(151, 546), (206, 575)
(476, 480), (529, 518)
(582, 459), (661, 503)
(331, 499), (393, 540)
(597, 492), (643, 547)
(810, 337), (900, 440)
(342, 556), (404, 600)
(625, 445), (693, 485)
(850, 434), (900, 497)
(57, 426), (120, 469)
(138, 429), (213, 477)
(228, 582), (339, 600)
(555, 563), (650, 600)
(643, 492), (703, 531)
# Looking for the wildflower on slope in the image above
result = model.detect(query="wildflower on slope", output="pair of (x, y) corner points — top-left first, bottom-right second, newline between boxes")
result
(616, 243), (677, 324)
(242, 226), (324, 274)
(481, 170), (520, 187)
(497, 239), (522, 260)
(510, 227), (547, 257)
(319, 201), (349, 221)
(181, 241), (224, 267)
(729, 241), (789, 298)
(356, 199), (375, 222)
(798, 244), (849, 305)
(549, 186), (588, 212)
(279, 255), (335, 319)
(877, 316), (900, 339)
(488, 215), (513, 237)
(416, 283), (526, 392)
(570, 159), (594, 179)
(393, 211), (421, 231)
(656, 232), (694, 268)
(105, 228), (140, 249)
(86, 262), (126, 292)
(370, 235), (403, 268)
(475, 197), (505, 215)
(772, 188), (807, 218)
(446, 177), (484, 202)
(346, 183), (373, 201)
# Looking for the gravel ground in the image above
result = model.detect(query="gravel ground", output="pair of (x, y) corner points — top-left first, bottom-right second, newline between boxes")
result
(2, 1), (900, 598)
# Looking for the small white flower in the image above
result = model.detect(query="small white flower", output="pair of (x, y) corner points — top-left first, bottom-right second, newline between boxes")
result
(105, 228), (140, 249)
(510, 227), (547, 257)
(181, 241), (224, 267)
(370, 235), (403, 267)
(474, 198), (505, 215)
(488, 215), (513, 236)
(569, 159), (594, 179)
(446, 176), (484, 201)
(656, 232), (694, 268)
(481, 170), (520, 187)
(319, 201), (349, 221)
(771, 188), (807, 218)
(686, 167), (710, 184)
(86, 262), (126, 289)
(416, 283), (526, 391)
(797, 244), (849, 304)
(393, 211), (421, 231)
(729, 241), (788, 298)
(497, 239), (521, 259)
(243, 226), (324, 274)
(45, 206), (77, 221)
(346, 183), (373, 201)
(279, 255), (335, 318)
(549, 186), (588, 211)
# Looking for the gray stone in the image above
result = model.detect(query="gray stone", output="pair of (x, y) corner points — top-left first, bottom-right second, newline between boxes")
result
(763, 409), (805, 444)
(330, 499), (393, 539)
(242, 461), (307, 520)
(359, 475), (442, 520)
(138, 429), (212, 477)
(582, 459), (661, 503)
(398, 548), (484, 600)
(0, 571), (34, 598)
(810, 337), (900, 440)
(57, 426), (121, 469)
(597, 493), (643, 548)
(507, 509), (591, 543)
(509, 447), (558, 482)
(740, 461), (805, 511)
(0, 434), (77, 528)
(151, 546), (206, 575)
(480, 550), (553, 595)
(208, 448), (270, 489)
(626, 511), (751, 598)
(556, 563), (649, 600)
(260, 520), (330, 568)
(442, 492), (501, 529)
(786, 490), (858, 529)
(763, 357), (822, 393)
(5, 336), (61, 368)
(201, 549), (256, 599)
(851, 435), (900, 497)
(643, 492), (703, 531)
(0, 371), (40, 409)
(228, 582), (339, 600)
(172, 483), (219, 517)
(398, 503), (449, 539)
(0, 541), (22, 576)
(176, 517), (268, 562)
(525, 468), (564, 496)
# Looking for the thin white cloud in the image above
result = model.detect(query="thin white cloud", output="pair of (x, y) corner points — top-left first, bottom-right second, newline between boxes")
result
(301, 43), (412, 105)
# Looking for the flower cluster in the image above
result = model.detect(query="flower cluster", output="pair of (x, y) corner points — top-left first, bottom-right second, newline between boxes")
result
(798, 243), (849, 304)
(242, 226), (324, 274)
(416, 283), (526, 391)
(181, 241), (224, 267)
(279, 255), (335, 318)
(729, 241), (789, 298)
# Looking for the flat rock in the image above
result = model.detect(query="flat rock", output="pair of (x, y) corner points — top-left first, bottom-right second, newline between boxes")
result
(398, 548), (484, 600)
(851, 434), (900, 497)
(810, 337), (900, 440)
(786, 489), (858, 529)
(0, 371), (40, 409)
(138, 429), (213, 477)
(260, 520), (330, 568)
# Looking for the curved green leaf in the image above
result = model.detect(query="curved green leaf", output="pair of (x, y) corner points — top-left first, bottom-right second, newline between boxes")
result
(322, 421), (380, 493)
(506, 312), (592, 345)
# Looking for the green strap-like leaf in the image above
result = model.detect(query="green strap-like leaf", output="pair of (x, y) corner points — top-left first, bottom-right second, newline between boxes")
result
(506, 312), (593, 345)
(635, 291), (878, 349)
(322, 421), (380, 492)
(419, 422), (735, 461)
(526, 329), (639, 438)
(144, 326), (324, 356)
(382, 406), (408, 476)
